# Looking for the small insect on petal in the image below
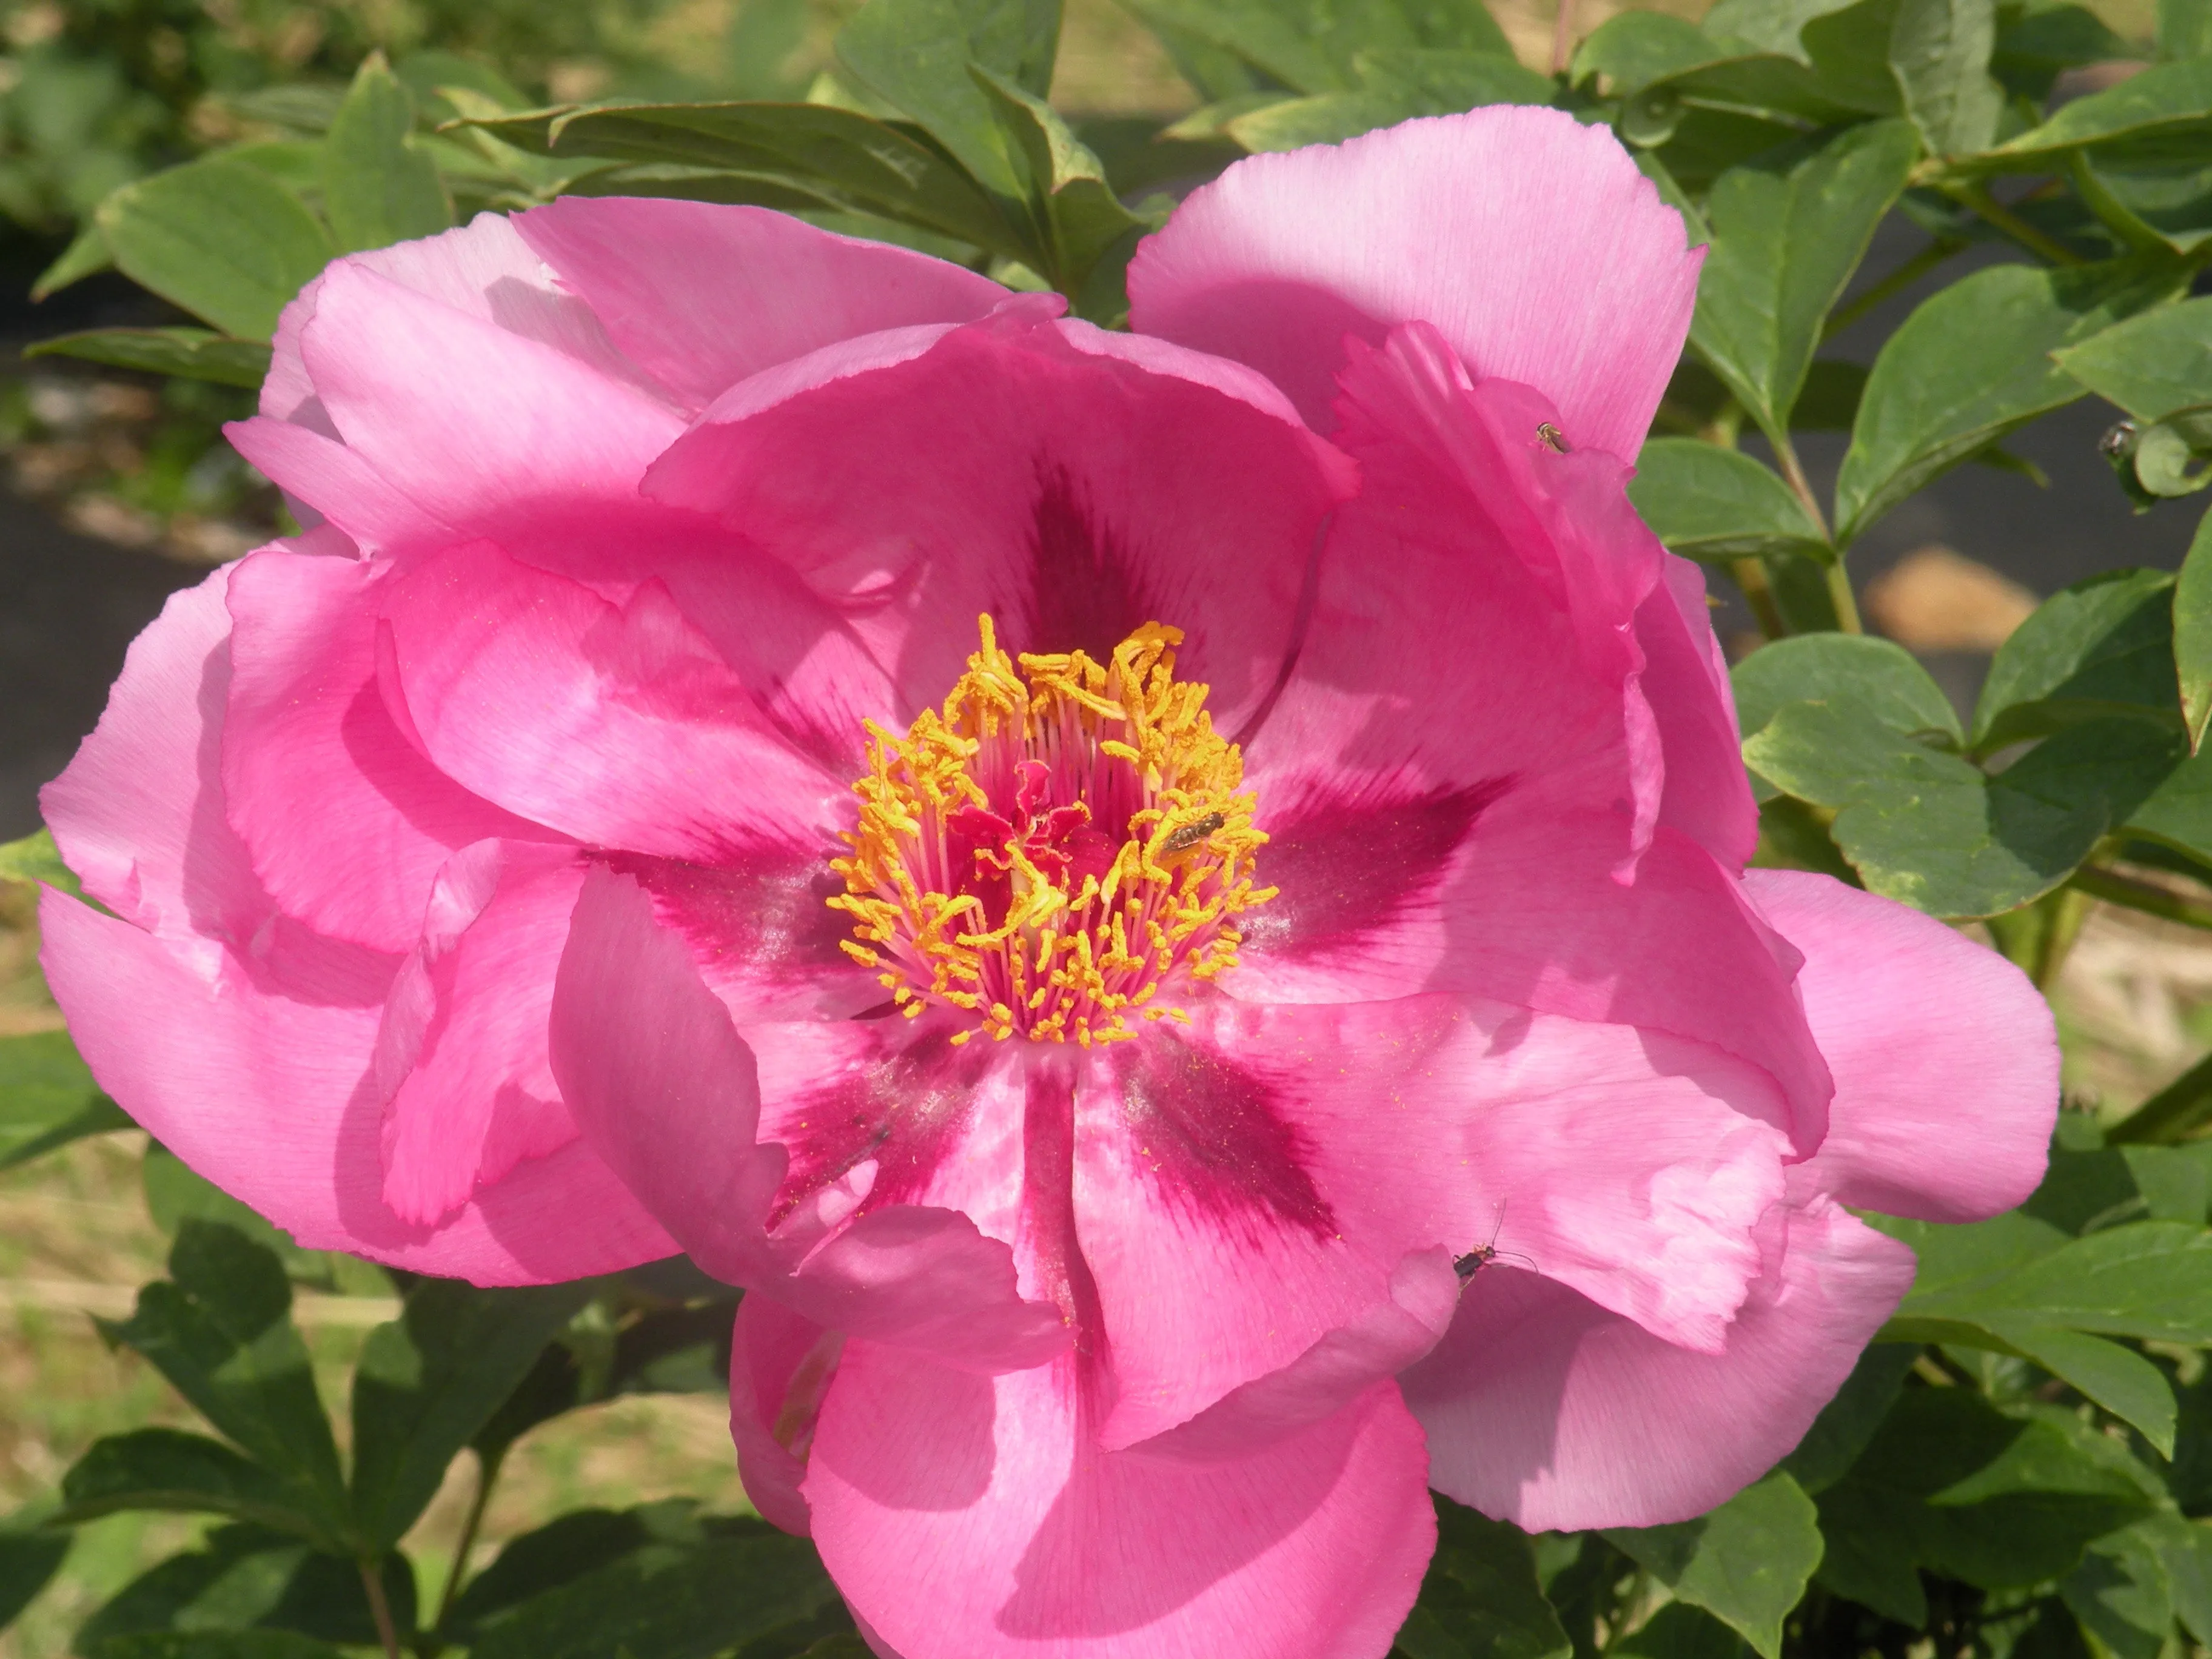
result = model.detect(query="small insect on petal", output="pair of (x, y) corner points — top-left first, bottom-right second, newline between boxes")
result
(1537, 423), (1569, 454)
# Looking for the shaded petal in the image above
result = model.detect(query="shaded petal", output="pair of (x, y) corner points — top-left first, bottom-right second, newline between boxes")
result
(1749, 870), (2059, 1222)
(806, 1344), (1433, 1659)
(40, 890), (673, 1284)
(512, 197), (1008, 411)
(221, 546), (559, 954)
(378, 539), (849, 863)
(1402, 1198), (1914, 1531)
(550, 868), (1068, 1369)
(644, 304), (1356, 734)
(730, 1296), (844, 1536)
(1636, 555), (1758, 869)
(224, 417), (453, 557)
(1129, 104), (1700, 459)
(299, 261), (685, 531)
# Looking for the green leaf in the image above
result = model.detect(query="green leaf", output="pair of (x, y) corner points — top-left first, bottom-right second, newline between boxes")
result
(349, 1279), (594, 1550)
(465, 1519), (840, 1659)
(0, 1512), (69, 1632)
(1630, 438), (1831, 560)
(95, 157), (336, 344)
(2079, 156), (2212, 255)
(1224, 50), (1553, 149)
(2063, 1519), (2176, 1659)
(1605, 1473), (1823, 1659)
(1996, 4), (2129, 99)
(1121, 0), (1515, 94)
(1972, 570), (2180, 750)
(88, 1633), (352, 1658)
(2004, 1328), (2179, 1456)
(1979, 58), (2212, 170)
(1889, 0), (2003, 156)
(79, 1525), (415, 1653)
(1690, 120), (1919, 444)
(458, 102), (1024, 260)
(30, 220), (115, 301)
(1731, 632), (1963, 742)
(2055, 297), (2212, 421)
(2130, 406), (2212, 497)
(1575, 11), (1725, 90)
(1702, 0), (1862, 59)
(0, 1029), (131, 1172)
(443, 1509), (660, 1637)
(1903, 1221), (2212, 1345)
(835, 0), (1061, 200)
(1781, 1342), (1917, 1495)
(1391, 1496), (1571, 1659)
(140, 1144), (319, 1276)
(55, 1429), (310, 1535)
(1609, 1603), (1752, 1659)
(23, 327), (273, 389)
(321, 52), (452, 254)
(99, 1222), (350, 1544)
(2176, 506), (2212, 751)
(0, 825), (81, 898)
(1836, 258), (2184, 545)
(970, 67), (1146, 301)
(2161, 0), (2212, 58)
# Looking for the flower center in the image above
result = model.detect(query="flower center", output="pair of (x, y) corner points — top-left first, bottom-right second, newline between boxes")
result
(830, 616), (1272, 1047)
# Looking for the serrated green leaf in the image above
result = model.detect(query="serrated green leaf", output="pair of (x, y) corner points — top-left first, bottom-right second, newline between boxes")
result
(55, 1429), (310, 1535)
(100, 1223), (349, 1545)
(350, 1280), (595, 1550)
(1392, 1496), (1570, 1659)
(24, 327), (273, 389)
(0, 1030), (131, 1173)
(1691, 120), (1919, 446)
(1972, 569), (2179, 750)
(2055, 297), (2212, 422)
(1631, 438), (1831, 561)
(1837, 258), (2184, 544)
(321, 53), (452, 253)
(1978, 57), (2212, 170)
(1890, 0), (2003, 156)
(96, 156), (335, 344)
(1606, 1473), (1822, 1659)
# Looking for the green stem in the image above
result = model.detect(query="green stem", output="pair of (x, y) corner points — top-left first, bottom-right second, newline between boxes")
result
(1730, 557), (1791, 639)
(2109, 1047), (2212, 1145)
(433, 1448), (504, 1640)
(1822, 237), (1966, 340)
(1766, 431), (1855, 631)
(361, 1557), (404, 1659)
(1942, 182), (2086, 266)
(1823, 559), (1863, 633)
(2069, 862), (2212, 931)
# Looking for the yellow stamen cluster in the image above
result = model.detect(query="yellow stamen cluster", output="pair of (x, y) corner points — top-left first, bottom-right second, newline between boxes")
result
(830, 615), (1273, 1047)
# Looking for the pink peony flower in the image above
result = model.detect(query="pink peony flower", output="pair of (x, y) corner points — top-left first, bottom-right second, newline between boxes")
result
(42, 105), (2059, 1658)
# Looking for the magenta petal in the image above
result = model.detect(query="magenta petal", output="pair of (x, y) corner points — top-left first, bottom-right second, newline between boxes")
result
(730, 1296), (844, 1536)
(551, 870), (1068, 1370)
(643, 306), (1355, 734)
(379, 539), (848, 863)
(1130, 106), (1700, 459)
(1749, 870), (2059, 1221)
(1635, 555), (1758, 869)
(806, 1344), (1433, 1659)
(41, 889), (673, 1284)
(221, 546), (558, 954)
(512, 197), (1008, 412)
(1405, 1199), (1914, 1530)
(224, 417), (453, 557)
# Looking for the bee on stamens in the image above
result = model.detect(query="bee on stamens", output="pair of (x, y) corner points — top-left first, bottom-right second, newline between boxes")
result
(1161, 812), (1226, 856)
(1537, 423), (1569, 454)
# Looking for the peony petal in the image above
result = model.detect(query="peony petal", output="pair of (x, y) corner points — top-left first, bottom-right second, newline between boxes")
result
(1128, 104), (1701, 460)
(378, 539), (849, 863)
(806, 1344), (1433, 1659)
(39, 890), (673, 1284)
(1403, 1198), (1915, 1531)
(644, 304), (1356, 734)
(221, 546), (559, 954)
(512, 197), (1009, 411)
(224, 417), (454, 557)
(730, 1296), (845, 1536)
(1748, 870), (2059, 1221)
(298, 261), (685, 532)
(1635, 554), (1758, 869)
(551, 868), (1068, 1370)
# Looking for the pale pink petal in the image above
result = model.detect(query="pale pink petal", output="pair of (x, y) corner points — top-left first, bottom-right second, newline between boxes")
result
(549, 869), (1068, 1369)
(221, 547), (560, 955)
(224, 417), (454, 557)
(377, 539), (850, 863)
(1129, 104), (1701, 460)
(298, 261), (685, 531)
(1636, 555), (1758, 868)
(39, 890), (672, 1284)
(643, 303), (1356, 734)
(512, 197), (1009, 412)
(375, 844), (587, 1227)
(729, 1296), (843, 1536)
(1402, 1199), (1915, 1531)
(1749, 870), (2059, 1221)
(806, 1344), (1433, 1659)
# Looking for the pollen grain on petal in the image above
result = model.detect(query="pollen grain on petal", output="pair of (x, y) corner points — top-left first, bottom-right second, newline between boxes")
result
(828, 614), (1272, 1047)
